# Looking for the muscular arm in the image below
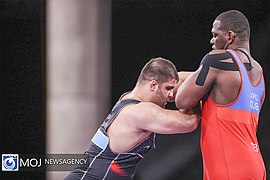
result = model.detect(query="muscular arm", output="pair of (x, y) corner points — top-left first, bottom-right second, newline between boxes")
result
(132, 102), (200, 134)
(175, 49), (245, 109)
(175, 51), (228, 109)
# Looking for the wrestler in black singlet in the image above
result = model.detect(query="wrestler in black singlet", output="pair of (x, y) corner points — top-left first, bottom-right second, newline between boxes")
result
(64, 98), (156, 180)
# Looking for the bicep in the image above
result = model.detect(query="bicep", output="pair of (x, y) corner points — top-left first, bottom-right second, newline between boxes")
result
(175, 65), (217, 108)
(134, 103), (198, 134)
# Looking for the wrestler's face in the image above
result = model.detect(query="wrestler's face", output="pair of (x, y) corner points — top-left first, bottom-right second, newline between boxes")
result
(155, 79), (176, 108)
(210, 20), (229, 50)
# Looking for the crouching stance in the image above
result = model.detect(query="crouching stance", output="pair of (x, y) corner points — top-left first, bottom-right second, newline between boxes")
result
(64, 57), (200, 180)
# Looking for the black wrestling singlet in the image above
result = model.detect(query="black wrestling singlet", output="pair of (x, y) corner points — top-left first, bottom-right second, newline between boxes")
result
(64, 99), (156, 180)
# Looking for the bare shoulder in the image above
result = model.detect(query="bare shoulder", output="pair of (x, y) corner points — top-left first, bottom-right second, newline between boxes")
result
(112, 102), (148, 128)
(252, 59), (263, 72)
(250, 58), (264, 84)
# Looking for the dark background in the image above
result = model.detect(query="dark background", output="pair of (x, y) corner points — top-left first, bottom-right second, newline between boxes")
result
(1, 0), (46, 179)
(111, 0), (270, 179)
(0, 0), (269, 179)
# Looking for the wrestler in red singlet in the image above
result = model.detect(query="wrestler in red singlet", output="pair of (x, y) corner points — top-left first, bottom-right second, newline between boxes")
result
(201, 49), (266, 180)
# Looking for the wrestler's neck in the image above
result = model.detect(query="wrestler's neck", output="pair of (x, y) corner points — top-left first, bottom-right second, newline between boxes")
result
(227, 40), (250, 54)
(127, 86), (153, 102)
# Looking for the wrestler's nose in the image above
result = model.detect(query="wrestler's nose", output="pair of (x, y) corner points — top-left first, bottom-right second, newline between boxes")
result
(210, 37), (214, 45)
(168, 90), (173, 99)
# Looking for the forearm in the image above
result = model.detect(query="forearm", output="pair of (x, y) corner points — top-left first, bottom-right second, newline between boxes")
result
(177, 111), (200, 133)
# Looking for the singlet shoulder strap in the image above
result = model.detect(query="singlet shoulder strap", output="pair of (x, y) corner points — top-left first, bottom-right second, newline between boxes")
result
(233, 48), (253, 71)
(101, 99), (140, 132)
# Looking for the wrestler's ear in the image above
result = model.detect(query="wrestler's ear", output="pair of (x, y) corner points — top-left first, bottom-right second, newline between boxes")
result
(149, 80), (158, 92)
(227, 31), (235, 44)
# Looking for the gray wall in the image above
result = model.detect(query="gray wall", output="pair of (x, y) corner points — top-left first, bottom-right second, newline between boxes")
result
(46, 0), (111, 179)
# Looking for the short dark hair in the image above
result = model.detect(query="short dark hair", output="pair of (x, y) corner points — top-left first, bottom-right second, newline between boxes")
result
(216, 10), (250, 40)
(138, 57), (179, 84)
